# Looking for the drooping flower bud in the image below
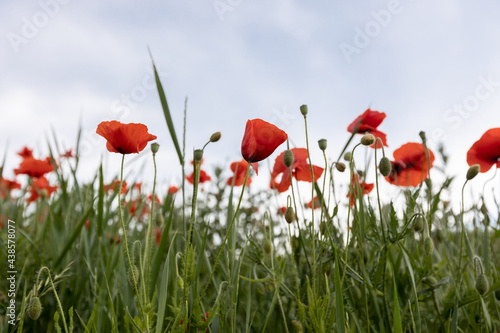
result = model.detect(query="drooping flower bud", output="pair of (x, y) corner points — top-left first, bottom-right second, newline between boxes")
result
(424, 237), (434, 255)
(379, 157), (392, 177)
(262, 239), (272, 254)
(27, 297), (42, 320)
(151, 142), (160, 154)
(466, 164), (480, 180)
(476, 274), (489, 296)
(283, 150), (294, 168)
(176, 276), (184, 291)
(285, 207), (295, 224)
(210, 132), (221, 143)
(300, 105), (308, 116)
(343, 152), (352, 162)
(419, 131), (427, 144)
(413, 217), (424, 232)
(361, 134), (376, 146)
(318, 139), (327, 151)
(336, 162), (346, 172)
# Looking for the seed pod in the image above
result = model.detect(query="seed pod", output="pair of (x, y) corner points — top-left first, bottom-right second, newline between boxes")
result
(209, 131), (221, 143)
(343, 152), (352, 162)
(300, 105), (308, 116)
(283, 150), (294, 168)
(424, 237), (434, 255)
(318, 139), (327, 151)
(379, 157), (392, 177)
(27, 297), (42, 320)
(194, 149), (203, 162)
(285, 207), (295, 224)
(151, 142), (160, 154)
(476, 274), (489, 296)
(335, 162), (346, 172)
(466, 164), (480, 180)
(262, 239), (272, 255)
(360, 134), (375, 146)
(128, 265), (140, 286)
(176, 276), (184, 291)
(413, 217), (424, 232)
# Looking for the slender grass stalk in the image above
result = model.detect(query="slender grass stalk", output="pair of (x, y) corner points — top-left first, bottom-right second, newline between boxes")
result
(36, 267), (69, 333)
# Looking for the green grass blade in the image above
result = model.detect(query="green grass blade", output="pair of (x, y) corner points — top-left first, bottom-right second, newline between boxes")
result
(334, 250), (346, 333)
(391, 264), (403, 333)
(97, 164), (104, 236)
(149, 51), (183, 166)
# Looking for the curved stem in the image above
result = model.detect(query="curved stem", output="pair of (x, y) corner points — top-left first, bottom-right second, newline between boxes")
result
(36, 267), (69, 333)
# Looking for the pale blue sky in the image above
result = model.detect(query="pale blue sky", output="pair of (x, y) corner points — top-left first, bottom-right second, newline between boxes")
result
(2, 0), (500, 209)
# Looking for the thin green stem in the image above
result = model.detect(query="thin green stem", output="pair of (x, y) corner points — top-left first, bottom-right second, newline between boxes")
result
(37, 267), (69, 333)
(146, 152), (157, 298)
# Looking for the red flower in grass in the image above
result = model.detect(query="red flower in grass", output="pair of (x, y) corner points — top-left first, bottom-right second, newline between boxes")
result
(306, 196), (322, 209)
(0, 177), (21, 199)
(61, 149), (75, 158)
(104, 180), (128, 194)
(168, 186), (179, 194)
(347, 174), (374, 206)
(17, 146), (33, 158)
(227, 159), (252, 186)
(385, 143), (435, 187)
(270, 148), (324, 193)
(14, 157), (54, 178)
(347, 108), (388, 147)
(127, 199), (150, 218)
(278, 206), (287, 216)
(466, 128), (500, 173)
(27, 176), (58, 203)
(186, 170), (211, 184)
(241, 119), (287, 174)
(96, 121), (157, 154)
(148, 193), (161, 204)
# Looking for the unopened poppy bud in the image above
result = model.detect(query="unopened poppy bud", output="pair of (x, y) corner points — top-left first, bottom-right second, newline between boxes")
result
(424, 237), (434, 255)
(466, 164), (480, 180)
(285, 207), (295, 224)
(379, 157), (392, 177)
(495, 289), (500, 301)
(40, 189), (49, 199)
(155, 213), (164, 226)
(176, 276), (184, 291)
(194, 149), (203, 162)
(344, 152), (352, 162)
(476, 274), (489, 296)
(413, 217), (424, 232)
(361, 134), (375, 146)
(357, 170), (364, 178)
(128, 265), (140, 286)
(210, 131), (221, 143)
(423, 276), (438, 285)
(262, 239), (272, 254)
(27, 296), (42, 320)
(419, 131), (427, 144)
(291, 320), (304, 333)
(300, 104), (308, 116)
(336, 162), (346, 172)
(318, 139), (327, 151)
(283, 150), (294, 168)
(151, 142), (160, 154)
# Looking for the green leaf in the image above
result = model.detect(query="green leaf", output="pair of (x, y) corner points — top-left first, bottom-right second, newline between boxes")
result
(391, 265), (403, 333)
(334, 250), (346, 333)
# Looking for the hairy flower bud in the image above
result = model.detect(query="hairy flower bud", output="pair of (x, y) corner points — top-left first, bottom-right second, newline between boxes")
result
(285, 207), (295, 224)
(283, 149), (294, 168)
(361, 134), (376, 146)
(262, 239), (272, 254)
(379, 157), (392, 177)
(466, 164), (480, 180)
(476, 274), (489, 296)
(424, 237), (434, 255)
(27, 297), (42, 320)
(413, 217), (424, 232)
(210, 131), (221, 143)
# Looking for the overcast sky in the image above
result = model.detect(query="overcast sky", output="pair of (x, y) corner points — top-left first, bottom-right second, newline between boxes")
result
(2, 0), (500, 211)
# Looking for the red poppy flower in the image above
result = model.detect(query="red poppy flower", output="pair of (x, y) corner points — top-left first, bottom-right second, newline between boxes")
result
(347, 108), (388, 147)
(186, 170), (211, 184)
(277, 206), (287, 215)
(306, 196), (322, 209)
(347, 174), (374, 206)
(148, 194), (161, 204)
(466, 128), (500, 173)
(241, 119), (288, 174)
(168, 186), (179, 194)
(84, 220), (91, 229)
(127, 199), (150, 218)
(104, 180), (128, 194)
(17, 146), (33, 158)
(270, 148), (324, 193)
(27, 176), (58, 203)
(227, 159), (252, 186)
(385, 143), (435, 187)
(61, 149), (74, 158)
(14, 157), (54, 178)
(0, 177), (21, 199)
(96, 121), (157, 154)
(134, 182), (142, 192)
